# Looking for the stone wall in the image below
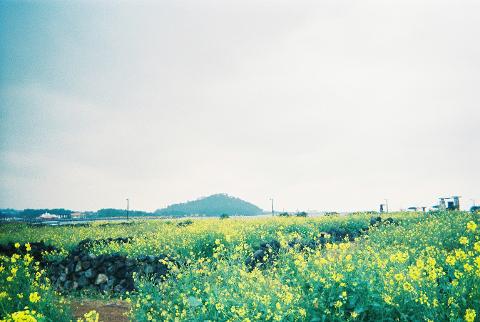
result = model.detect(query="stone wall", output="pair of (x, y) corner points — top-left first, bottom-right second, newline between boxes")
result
(49, 250), (172, 293)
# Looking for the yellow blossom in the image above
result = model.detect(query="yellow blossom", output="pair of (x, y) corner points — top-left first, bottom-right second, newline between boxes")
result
(446, 255), (456, 266)
(394, 273), (404, 281)
(383, 294), (393, 305)
(474, 241), (480, 252)
(403, 282), (413, 292)
(409, 266), (421, 280)
(29, 292), (41, 303)
(466, 221), (477, 232)
(464, 263), (473, 272)
(465, 309), (476, 322)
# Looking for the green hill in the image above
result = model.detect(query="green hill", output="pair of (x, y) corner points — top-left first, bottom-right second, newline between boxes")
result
(154, 193), (263, 217)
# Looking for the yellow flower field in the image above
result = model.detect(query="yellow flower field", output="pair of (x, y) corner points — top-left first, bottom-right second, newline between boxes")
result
(0, 211), (478, 321)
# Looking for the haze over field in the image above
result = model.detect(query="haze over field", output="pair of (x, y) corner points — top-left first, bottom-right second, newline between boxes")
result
(1, 1), (479, 212)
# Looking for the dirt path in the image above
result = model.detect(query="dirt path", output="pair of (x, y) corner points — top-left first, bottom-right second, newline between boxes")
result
(71, 299), (131, 322)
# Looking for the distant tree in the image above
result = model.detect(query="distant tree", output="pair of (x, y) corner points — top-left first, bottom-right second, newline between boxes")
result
(95, 208), (152, 218)
(50, 209), (73, 216)
(0, 209), (21, 218)
(295, 211), (308, 217)
(220, 213), (230, 219)
(278, 212), (290, 217)
(96, 208), (124, 217)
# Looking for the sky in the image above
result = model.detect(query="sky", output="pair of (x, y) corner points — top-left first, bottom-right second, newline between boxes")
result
(0, 0), (479, 212)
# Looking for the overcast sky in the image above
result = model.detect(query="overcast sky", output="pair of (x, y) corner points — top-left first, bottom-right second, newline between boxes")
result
(1, 0), (479, 212)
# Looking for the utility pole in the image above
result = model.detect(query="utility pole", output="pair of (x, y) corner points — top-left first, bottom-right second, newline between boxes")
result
(471, 199), (476, 207)
(269, 198), (274, 215)
(126, 198), (130, 221)
(385, 199), (389, 213)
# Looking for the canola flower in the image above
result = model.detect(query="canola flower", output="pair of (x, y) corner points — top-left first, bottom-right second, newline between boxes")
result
(0, 308), (44, 322)
(1, 211), (479, 321)
(28, 292), (40, 303)
(121, 211), (480, 321)
(0, 243), (71, 322)
(459, 236), (469, 245)
(76, 310), (100, 322)
(465, 309), (476, 322)
(467, 221), (477, 232)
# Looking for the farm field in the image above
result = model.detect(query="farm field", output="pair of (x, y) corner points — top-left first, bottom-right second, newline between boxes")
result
(0, 211), (479, 321)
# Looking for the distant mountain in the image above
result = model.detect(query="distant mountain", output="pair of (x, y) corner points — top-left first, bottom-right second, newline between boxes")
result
(154, 193), (263, 217)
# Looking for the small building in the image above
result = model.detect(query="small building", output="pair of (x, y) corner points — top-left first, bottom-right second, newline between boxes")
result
(38, 213), (60, 220)
(438, 196), (461, 211)
(70, 212), (85, 219)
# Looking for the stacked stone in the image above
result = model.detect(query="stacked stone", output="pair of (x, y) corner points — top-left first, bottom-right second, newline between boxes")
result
(49, 251), (171, 293)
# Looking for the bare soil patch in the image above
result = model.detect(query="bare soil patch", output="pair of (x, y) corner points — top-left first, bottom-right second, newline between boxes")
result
(71, 299), (130, 322)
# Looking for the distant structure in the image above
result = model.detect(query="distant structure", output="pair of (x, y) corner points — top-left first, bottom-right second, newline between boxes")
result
(38, 213), (60, 220)
(379, 201), (389, 213)
(438, 196), (461, 210)
(70, 212), (85, 219)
